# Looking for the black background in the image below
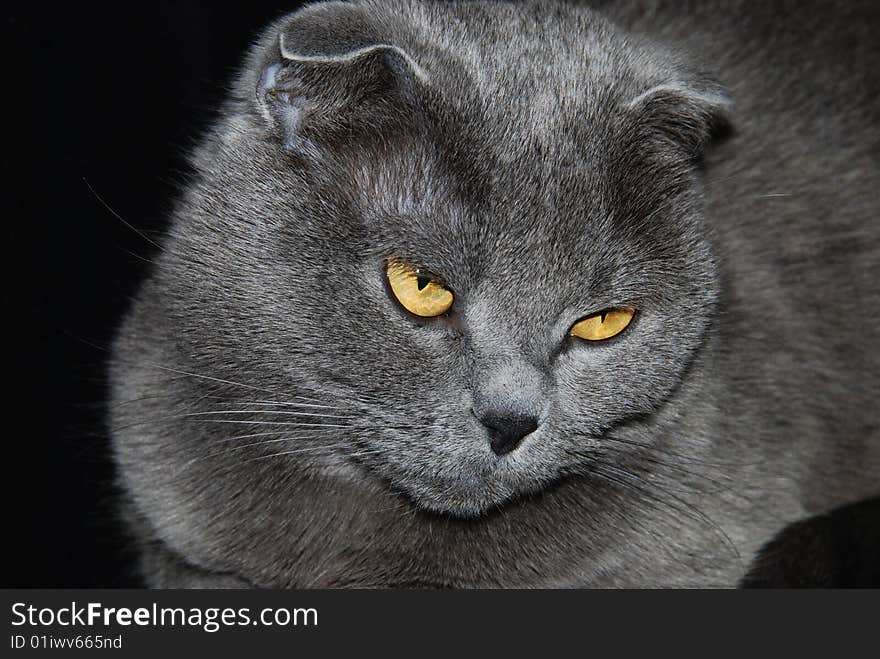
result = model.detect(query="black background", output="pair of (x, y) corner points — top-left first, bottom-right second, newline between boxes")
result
(7, 2), (307, 587)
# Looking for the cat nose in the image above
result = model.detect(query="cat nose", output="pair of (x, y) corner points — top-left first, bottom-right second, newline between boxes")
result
(476, 411), (539, 456)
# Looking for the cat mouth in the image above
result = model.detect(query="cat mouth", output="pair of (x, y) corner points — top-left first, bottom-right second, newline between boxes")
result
(340, 417), (564, 517)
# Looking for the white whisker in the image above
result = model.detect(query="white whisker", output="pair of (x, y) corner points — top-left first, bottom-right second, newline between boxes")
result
(222, 400), (342, 410)
(182, 410), (353, 420)
(197, 419), (354, 428)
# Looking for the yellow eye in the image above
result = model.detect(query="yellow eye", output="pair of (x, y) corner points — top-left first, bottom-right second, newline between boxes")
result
(386, 260), (454, 317)
(570, 308), (635, 341)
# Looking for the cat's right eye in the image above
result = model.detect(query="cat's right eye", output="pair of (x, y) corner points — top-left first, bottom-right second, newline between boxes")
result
(385, 260), (454, 318)
(570, 308), (636, 341)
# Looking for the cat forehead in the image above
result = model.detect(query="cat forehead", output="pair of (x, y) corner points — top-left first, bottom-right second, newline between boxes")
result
(396, 0), (633, 130)
(347, 139), (630, 292)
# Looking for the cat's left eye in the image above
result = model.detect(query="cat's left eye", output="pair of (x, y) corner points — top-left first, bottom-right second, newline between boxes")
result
(570, 307), (635, 341)
(386, 260), (454, 317)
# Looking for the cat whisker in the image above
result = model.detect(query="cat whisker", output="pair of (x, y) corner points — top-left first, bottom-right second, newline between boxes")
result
(592, 462), (741, 563)
(111, 393), (347, 413)
(83, 176), (164, 251)
(575, 436), (791, 527)
(182, 434), (329, 467)
(177, 410), (355, 420)
(595, 448), (734, 495)
(596, 433), (765, 470)
(107, 393), (188, 409)
(72, 336), (253, 395)
(103, 349), (335, 404)
(196, 419), (354, 428)
(359, 422), (449, 433)
(227, 435), (326, 450)
(216, 430), (296, 443)
(107, 384), (231, 414)
(134, 362), (290, 397)
(224, 400), (344, 410)
(109, 416), (355, 434)
(585, 467), (717, 574)
(242, 443), (375, 463)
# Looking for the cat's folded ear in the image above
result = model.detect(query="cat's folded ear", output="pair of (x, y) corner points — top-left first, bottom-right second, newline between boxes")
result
(254, 1), (426, 155)
(625, 76), (732, 158)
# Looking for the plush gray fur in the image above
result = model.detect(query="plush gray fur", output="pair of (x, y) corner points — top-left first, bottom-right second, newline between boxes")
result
(109, 0), (880, 587)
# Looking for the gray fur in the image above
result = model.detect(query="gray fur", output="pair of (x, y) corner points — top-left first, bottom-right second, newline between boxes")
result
(109, 0), (880, 587)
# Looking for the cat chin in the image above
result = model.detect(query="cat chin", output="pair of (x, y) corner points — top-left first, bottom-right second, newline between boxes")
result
(411, 492), (516, 519)
(400, 472), (548, 519)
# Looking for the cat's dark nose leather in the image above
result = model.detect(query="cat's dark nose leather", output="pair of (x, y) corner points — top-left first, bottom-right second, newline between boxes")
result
(478, 412), (539, 456)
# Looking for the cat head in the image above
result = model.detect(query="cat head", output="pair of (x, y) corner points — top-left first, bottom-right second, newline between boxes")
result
(153, 0), (729, 517)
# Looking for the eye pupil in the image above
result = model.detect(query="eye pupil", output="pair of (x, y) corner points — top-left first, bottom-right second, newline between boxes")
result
(600, 311), (607, 323)
(416, 274), (431, 291)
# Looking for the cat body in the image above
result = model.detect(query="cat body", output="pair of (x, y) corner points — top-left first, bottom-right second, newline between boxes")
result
(110, 0), (880, 587)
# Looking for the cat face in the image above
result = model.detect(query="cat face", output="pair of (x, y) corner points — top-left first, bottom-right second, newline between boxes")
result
(283, 160), (717, 516)
(162, 0), (726, 517)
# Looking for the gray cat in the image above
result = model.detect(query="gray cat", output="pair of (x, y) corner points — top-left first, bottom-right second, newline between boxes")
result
(109, 0), (880, 587)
